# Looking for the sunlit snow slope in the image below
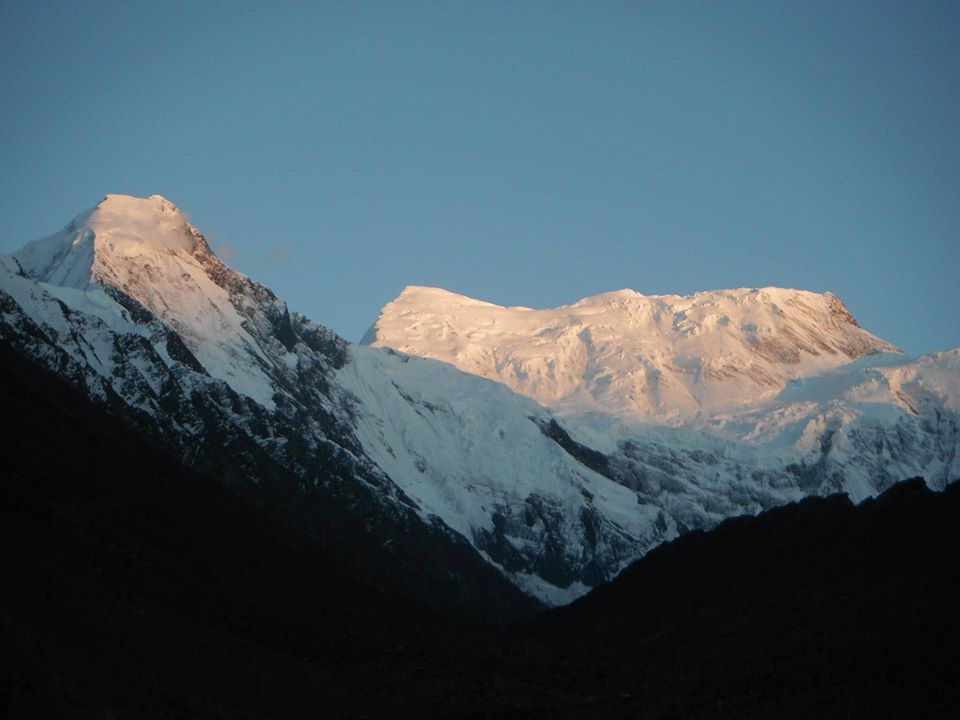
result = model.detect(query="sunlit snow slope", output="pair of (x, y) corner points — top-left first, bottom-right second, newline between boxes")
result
(15, 194), (280, 407)
(364, 285), (900, 421)
(365, 285), (958, 508)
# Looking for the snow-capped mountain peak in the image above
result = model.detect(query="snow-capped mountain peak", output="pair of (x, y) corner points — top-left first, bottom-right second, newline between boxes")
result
(84, 193), (200, 251)
(15, 194), (206, 289)
(12, 194), (287, 408)
(365, 284), (901, 421)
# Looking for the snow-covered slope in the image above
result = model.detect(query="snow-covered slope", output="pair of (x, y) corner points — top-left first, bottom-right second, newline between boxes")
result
(3, 195), (957, 608)
(364, 285), (900, 421)
(337, 347), (668, 603)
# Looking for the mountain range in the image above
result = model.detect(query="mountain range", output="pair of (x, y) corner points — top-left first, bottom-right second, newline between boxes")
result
(2, 193), (958, 610)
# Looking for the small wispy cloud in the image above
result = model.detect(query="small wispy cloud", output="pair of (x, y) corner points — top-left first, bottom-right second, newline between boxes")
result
(215, 239), (237, 261)
(265, 243), (292, 267)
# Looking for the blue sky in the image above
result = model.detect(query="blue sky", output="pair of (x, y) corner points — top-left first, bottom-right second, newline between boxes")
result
(1, 1), (957, 354)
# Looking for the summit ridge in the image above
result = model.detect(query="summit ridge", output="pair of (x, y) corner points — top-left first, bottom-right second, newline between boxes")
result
(365, 284), (900, 421)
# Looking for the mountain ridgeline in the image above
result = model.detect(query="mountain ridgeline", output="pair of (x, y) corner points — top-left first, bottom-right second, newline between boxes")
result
(363, 283), (900, 420)
(1, 194), (958, 612)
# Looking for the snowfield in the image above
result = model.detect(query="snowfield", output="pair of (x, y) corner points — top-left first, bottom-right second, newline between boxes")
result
(364, 284), (899, 421)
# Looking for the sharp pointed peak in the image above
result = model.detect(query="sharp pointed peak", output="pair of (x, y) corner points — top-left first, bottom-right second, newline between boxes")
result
(11, 194), (213, 288)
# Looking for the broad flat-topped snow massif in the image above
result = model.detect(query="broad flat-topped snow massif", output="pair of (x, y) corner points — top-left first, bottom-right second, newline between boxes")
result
(364, 284), (900, 421)
(366, 283), (959, 497)
(2, 194), (958, 607)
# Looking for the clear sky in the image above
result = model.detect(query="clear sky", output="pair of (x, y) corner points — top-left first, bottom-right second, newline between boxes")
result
(1, 1), (957, 355)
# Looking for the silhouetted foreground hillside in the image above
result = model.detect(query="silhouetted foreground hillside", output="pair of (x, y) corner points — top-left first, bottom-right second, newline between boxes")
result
(2, 345), (957, 719)
(526, 476), (960, 718)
